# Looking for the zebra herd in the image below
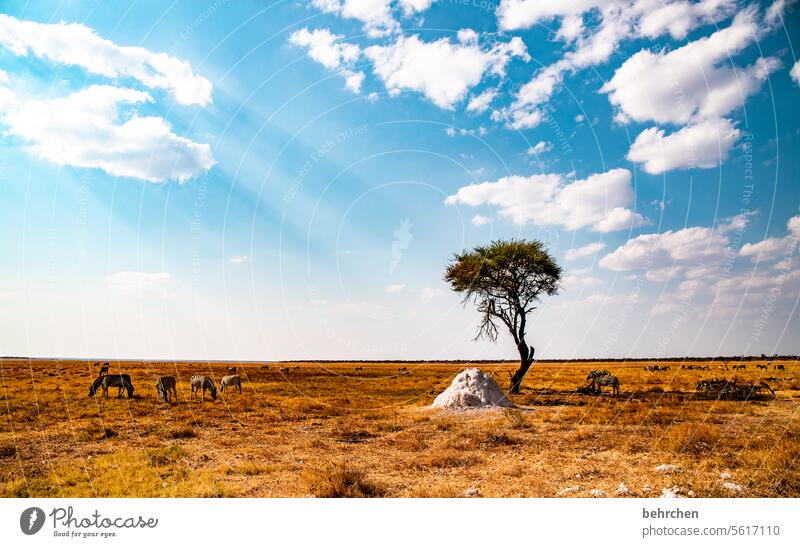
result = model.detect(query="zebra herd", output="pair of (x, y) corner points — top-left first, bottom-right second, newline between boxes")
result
(87, 364), (244, 402)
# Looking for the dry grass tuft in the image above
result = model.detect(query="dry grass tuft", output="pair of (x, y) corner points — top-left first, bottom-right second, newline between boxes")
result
(77, 420), (116, 442)
(165, 427), (197, 440)
(661, 423), (721, 454)
(302, 464), (384, 498)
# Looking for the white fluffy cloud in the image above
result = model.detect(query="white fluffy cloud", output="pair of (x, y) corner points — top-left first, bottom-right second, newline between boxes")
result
(289, 27), (360, 69)
(602, 10), (778, 125)
(289, 27), (365, 92)
(636, 0), (736, 39)
(497, 0), (735, 35)
(739, 215), (800, 262)
(791, 60), (800, 86)
(562, 271), (604, 289)
(627, 118), (741, 174)
(445, 168), (645, 232)
(765, 0), (797, 26)
(500, 0), (746, 129)
(0, 15), (211, 106)
(385, 283), (406, 293)
(1, 85), (214, 183)
(600, 214), (750, 273)
(466, 89), (497, 113)
(365, 34), (528, 109)
(229, 255), (250, 264)
(471, 214), (491, 226)
(311, 0), (435, 37)
(527, 141), (552, 155)
(503, 5), (631, 128)
(313, 0), (398, 37)
(565, 241), (606, 260)
(496, 0), (609, 31)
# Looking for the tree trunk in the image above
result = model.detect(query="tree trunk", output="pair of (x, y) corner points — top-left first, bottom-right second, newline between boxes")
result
(509, 343), (534, 394)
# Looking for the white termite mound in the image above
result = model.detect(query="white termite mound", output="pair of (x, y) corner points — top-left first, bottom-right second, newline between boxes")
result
(431, 368), (514, 409)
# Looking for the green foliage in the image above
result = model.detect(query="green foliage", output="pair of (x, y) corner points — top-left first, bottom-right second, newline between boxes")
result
(444, 239), (561, 343)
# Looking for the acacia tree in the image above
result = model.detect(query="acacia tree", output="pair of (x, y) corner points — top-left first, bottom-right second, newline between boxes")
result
(444, 239), (561, 394)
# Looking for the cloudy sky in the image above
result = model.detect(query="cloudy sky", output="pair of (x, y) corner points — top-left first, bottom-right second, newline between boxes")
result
(0, 0), (798, 360)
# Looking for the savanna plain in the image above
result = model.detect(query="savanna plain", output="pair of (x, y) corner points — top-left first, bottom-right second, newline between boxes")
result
(1, 358), (798, 498)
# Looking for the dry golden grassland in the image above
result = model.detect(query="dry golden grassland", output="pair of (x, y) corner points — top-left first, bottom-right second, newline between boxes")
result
(1, 358), (798, 498)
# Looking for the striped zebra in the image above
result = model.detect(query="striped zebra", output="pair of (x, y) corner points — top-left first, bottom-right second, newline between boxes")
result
(156, 376), (178, 403)
(592, 374), (620, 396)
(220, 375), (242, 394)
(585, 370), (611, 381)
(89, 374), (134, 398)
(190, 375), (217, 401)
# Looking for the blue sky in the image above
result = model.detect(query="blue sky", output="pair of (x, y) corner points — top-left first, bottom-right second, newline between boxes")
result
(0, 0), (798, 360)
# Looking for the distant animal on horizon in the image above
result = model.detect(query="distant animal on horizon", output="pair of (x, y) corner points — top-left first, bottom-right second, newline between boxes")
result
(774, 364), (785, 371)
(227, 366), (237, 375)
(280, 367), (290, 373)
(756, 364), (768, 370)
(398, 366), (408, 372)
(156, 376), (178, 403)
(89, 374), (134, 399)
(733, 364), (746, 370)
(591, 374), (620, 396)
(98, 363), (109, 377)
(355, 366), (364, 372)
(220, 374), (242, 394)
(190, 375), (217, 401)
(260, 365), (270, 370)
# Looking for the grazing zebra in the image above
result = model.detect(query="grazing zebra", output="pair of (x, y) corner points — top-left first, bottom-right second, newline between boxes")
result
(280, 367), (290, 373)
(355, 366), (364, 371)
(156, 376), (178, 403)
(260, 365), (270, 370)
(227, 366), (237, 375)
(98, 363), (109, 377)
(89, 374), (134, 399)
(591, 374), (620, 396)
(586, 370), (611, 381)
(775, 364), (786, 371)
(756, 364), (768, 370)
(190, 375), (217, 401)
(733, 364), (746, 370)
(220, 374), (242, 394)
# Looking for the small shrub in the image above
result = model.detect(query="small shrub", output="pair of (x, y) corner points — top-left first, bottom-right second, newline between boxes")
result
(418, 449), (482, 469)
(503, 408), (532, 430)
(77, 420), (116, 442)
(146, 445), (185, 466)
(302, 464), (384, 498)
(484, 432), (521, 446)
(661, 423), (721, 454)
(165, 427), (196, 440)
(225, 462), (278, 476)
